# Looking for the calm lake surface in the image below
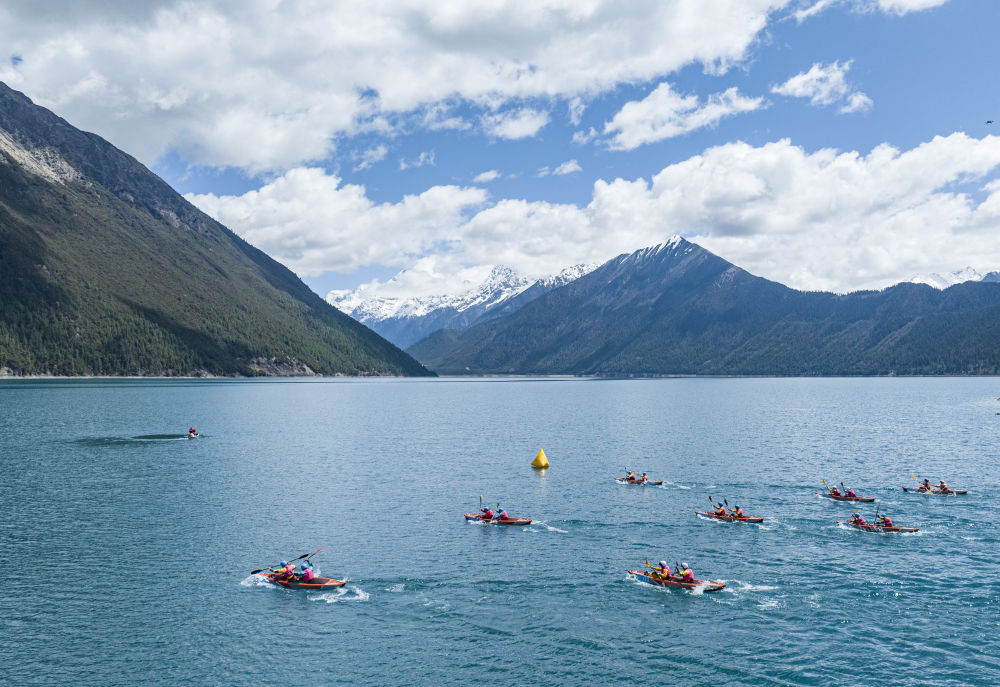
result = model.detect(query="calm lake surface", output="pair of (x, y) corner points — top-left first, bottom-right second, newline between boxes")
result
(2, 377), (999, 685)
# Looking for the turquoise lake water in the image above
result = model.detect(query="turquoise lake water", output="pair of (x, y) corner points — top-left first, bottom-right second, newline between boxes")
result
(1, 377), (998, 685)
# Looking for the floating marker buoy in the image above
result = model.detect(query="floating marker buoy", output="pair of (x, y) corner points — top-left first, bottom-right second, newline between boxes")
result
(531, 448), (549, 469)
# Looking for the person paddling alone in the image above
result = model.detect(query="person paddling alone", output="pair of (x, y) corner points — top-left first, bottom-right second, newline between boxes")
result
(188, 427), (197, 437)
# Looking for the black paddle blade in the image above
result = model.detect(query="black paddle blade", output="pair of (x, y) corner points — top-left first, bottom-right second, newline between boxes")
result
(250, 569), (264, 575)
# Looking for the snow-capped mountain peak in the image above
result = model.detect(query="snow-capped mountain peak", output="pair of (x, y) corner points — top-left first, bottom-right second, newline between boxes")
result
(908, 267), (984, 289)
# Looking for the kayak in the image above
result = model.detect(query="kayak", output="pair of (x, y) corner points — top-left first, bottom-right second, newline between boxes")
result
(614, 478), (664, 485)
(628, 570), (725, 592)
(187, 433), (198, 438)
(837, 521), (918, 533)
(261, 572), (345, 590)
(694, 510), (764, 523)
(464, 513), (532, 525)
(817, 492), (875, 502)
(902, 487), (967, 495)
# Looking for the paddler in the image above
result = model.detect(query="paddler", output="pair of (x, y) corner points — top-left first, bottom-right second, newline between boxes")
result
(654, 561), (671, 579)
(850, 513), (867, 526)
(845, 487), (857, 498)
(921, 479), (932, 491)
(713, 503), (727, 517)
(678, 562), (695, 583)
(937, 481), (949, 492)
(188, 427), (197, 436)
(497, 508), (509, 520)
(640, 473), (648, 483)
(480, 506), (495, 520)
(730, 504), (744, 518)
(830, 486), (842, 496)
(275, 560), (296, 580)
(297, 560), (316, 582)
(876, 514), (893, 527)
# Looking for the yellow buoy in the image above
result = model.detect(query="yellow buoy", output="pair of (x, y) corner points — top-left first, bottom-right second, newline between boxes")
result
(531, 448), (549, 469)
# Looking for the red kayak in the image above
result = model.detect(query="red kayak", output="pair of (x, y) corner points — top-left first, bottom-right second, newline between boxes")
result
(902, 487), (967, 495)
(628, 570), (725, 592)
(614, 477), (664, 485)
(261, 572), (345, 590)
(694, 510), (764, 523)
(817, 492), (875, 502)
(837, 521), (918, 533)
(464, 513), (531, 525)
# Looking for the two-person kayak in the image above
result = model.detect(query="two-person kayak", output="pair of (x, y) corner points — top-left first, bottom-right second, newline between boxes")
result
(628, 569), (725, 592)
(261, 572), (345, 589)
(614, 477), (664, 485)
(694, 510), (764, 523)
(464, 513), (532, 525)
(817, 492), (875, 502)
(902, 487), (967, 495)
(837, 521), (918, 533)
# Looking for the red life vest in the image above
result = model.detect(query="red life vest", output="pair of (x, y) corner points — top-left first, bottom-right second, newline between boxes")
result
(680, 569), (695, 582)
(300, 568), (315, 581)
(482, 509), (494, 519)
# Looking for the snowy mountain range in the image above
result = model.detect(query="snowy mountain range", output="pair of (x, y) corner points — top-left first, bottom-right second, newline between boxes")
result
(328, 263), (597, 348)
(908, 267), (1000, 289)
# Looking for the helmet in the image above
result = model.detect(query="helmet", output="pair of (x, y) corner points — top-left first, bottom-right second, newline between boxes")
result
(280, 561), (288, 566)
(658, 561), (667, 568)
(681, 562), (689, 569)
(734, 505), (740, 509)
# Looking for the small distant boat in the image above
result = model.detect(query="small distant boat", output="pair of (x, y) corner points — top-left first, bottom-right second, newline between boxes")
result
(694, 510), (764, 523)
(817, 492), (875, 503)
(614, 477), (663, 486)
(628, 569), (725, 592)
(902, 487), (967, 495)
(261, 572), (345, 590)
(463, 513), (531, 526)
(838, 521), (918, 534)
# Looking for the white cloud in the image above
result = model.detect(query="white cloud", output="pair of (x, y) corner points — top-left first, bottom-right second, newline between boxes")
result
(772, 60), (871, 113)
(190, 134), (1000, 296)
(0, 0), (799, 171)
(604, 83), (765, 150)
(481, 108), (550, 139)
(399, 150), (435, 170)
(538, 159), (582, 177)
(572, 127), (598, 145)
(352, 144), (388, 171)
(567, 96), (585, 126)
(185, 167), (486, 277)
(473, 169), (501, 183)
(795, 0), (950, 21)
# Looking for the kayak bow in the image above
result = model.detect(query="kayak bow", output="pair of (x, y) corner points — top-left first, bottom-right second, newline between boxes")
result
(694, 510), (764, 523)
(817, 492), (876, 502)
(628, 570), (725, 592)
(837, 521), (918, 533)
(261, 572), (345, 590)
(463, 513), (532, 525)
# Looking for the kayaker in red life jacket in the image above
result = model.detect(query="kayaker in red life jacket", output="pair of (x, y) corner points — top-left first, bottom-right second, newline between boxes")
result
(845, 488), (857, 497)
(497, 509), (508, 520)
(713, 503), (727, 516)
(188, 427), (197, 436)
(628, 471), (637, 481)
(640, 473), (648, 483)
(830, 486), (842, 496)
(297, 560), (315, 582)
(481, 508), (494, 520)
(876, 514), (893, 527)
(678, 563), (695, 583)
(850, 513), (867, 526)
(655, 560), (671, 579)
(730, 505), (744, 518)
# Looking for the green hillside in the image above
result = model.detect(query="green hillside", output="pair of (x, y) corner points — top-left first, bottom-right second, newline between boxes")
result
(0, 82), (431, 376)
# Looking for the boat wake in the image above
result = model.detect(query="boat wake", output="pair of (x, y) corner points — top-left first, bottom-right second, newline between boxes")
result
(385, 583), (405, 593)
(311, 586), (369, 604)
(239, 574), (271, 588)
(531, 521), (568, 533)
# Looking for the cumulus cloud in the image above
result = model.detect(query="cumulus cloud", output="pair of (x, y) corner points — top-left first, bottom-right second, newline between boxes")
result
(185, 167), (486, 277)
(604, 83), (765, 150)
(473, 169), (501, 183)
(481, 108), (550, 139)
(0, 0), (798, 171)
(772, 60), (871, 113)
(189, 134), (1000, 295)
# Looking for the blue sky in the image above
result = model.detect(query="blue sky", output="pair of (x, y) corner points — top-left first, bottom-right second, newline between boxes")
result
(2, 0), (999, 300)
